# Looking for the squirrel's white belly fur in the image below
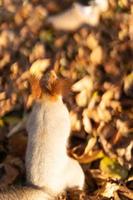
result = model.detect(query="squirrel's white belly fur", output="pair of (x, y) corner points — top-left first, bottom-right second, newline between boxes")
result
(26, 98), (85, 195)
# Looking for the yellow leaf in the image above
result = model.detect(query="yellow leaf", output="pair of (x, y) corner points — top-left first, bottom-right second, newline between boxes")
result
(100, 156), (128, 180)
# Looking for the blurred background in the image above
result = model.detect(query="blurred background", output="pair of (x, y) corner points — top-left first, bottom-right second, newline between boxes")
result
(0, 0), (133, 199)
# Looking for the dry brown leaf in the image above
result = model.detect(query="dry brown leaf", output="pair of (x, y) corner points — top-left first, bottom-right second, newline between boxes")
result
(29, 59), (50, 79)
(118, 28), (128, 40)
(88, 108), (101, 123)
(72, 76), (93, 92)
(0, 52), (10, 69)
(0, 99), (14, 117)
(70, 111), (81, 132)
(116, 119), (130, 136)
(29, 43), (45, 62)
(100, 90), (114, 108)
(0, 164), (19, 188)
(73, 149), (104, 164)
(82, 109), (92, 133)
(90, 46), (103, 65)
(8, 133), (27, 158)
(101, 182), (120, 198)
(87, 34), (99, 50)
(0, 31), (10, 47)
(75, 90), (88, 107)
(124, 72), (133, 98)
(71, 137), (104, 164)
(0, 92), (6, 101)
(129, 14), (133, 40)
(97, 107), (112, 122)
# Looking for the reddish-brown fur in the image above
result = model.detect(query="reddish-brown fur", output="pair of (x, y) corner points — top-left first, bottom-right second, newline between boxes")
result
(29, 70), (72, 100)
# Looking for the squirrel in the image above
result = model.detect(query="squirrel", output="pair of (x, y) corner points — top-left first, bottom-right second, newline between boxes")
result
(0, 66), (85, 199)
(25, 67), (85, 196)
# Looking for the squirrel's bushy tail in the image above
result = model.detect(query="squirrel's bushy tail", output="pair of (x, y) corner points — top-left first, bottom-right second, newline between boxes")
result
(0, 186), (54, 200)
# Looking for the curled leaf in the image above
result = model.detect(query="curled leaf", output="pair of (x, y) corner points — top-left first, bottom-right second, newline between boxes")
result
(100, 156), (128, 180)
(71, 137), (104, 164)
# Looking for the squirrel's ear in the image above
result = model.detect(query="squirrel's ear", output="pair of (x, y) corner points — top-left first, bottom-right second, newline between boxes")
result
(29, 75), (42, 99)
(62, 78), (72, 97)
(52, 78), (72, 97)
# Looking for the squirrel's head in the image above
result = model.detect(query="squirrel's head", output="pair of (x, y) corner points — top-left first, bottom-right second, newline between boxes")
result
(29, 61), (71, 101)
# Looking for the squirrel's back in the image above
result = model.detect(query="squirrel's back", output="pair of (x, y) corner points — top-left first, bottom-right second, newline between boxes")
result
(26, 69), (85, 195)
(26, 96), (71, 193)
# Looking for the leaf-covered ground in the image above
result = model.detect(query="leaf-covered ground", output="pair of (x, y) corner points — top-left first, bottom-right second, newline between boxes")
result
(0, 0), (133, 199)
